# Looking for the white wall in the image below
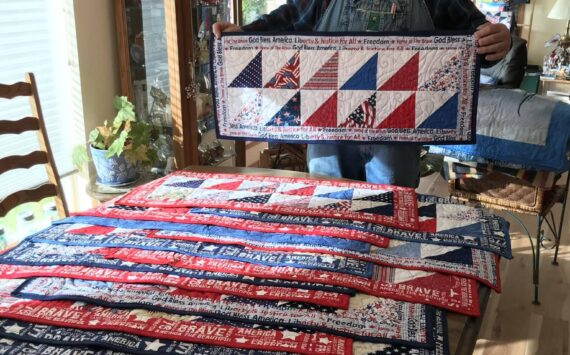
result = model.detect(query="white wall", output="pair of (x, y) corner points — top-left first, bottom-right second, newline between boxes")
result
(527, 0), (568, 66)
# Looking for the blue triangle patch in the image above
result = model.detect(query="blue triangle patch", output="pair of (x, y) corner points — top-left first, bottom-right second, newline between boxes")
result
(441, 222), (484, 236)
(166, 180), (205, 188)
(230, 194), (272, 204)
(418, 93), (459, 129)
(266, 92), (301, 126)
(426, 247), (473, 265)
(340, 53), (378, 90)
(316, 189), (354, 200)
(418, 203), (437, 218)
(355, 192), (393, 203)
(357, 203), (394, 217)
(229, 52), (262, 88)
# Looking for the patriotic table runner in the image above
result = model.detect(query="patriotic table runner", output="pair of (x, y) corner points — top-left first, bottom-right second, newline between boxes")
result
(0, 241), (478, 315)
(65, 220), (376, 256)
(31, 224), (373, 278)
(211, 33), (479, 143)
(190, 194), (511, 258)
(0, 318), (283, 355)
(14, 277), (434, 344)
(71, 201), (390, 248)
(40, 223), (500, 291)
(0, 264), (348, 308)
(116, 171), (419, 230)
(0, 280), (353, 354)
(0, 310), (448, 355)
(97, 247), (480, 315)
(0, 340), (126, 355)
(0, 241), (353, 295)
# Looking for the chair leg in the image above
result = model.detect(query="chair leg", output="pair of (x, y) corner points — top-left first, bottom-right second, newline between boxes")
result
(532, 215), (542, 305)
(552, 173), (569, 265)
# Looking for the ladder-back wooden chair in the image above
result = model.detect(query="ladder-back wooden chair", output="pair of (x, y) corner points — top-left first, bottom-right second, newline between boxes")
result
(0, 73), (69, 218)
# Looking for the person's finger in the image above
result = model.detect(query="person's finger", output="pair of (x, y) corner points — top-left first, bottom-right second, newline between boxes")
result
(485, 50), (508, 62)
(477, 32), (506, 47)
(212, 22), (223, 39)
(477, 42), (504, 55)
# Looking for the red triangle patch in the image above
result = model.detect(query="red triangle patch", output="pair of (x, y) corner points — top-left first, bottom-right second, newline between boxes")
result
(264, 52), (300, 89)
(204, 181), (243, 190)
(279, 185), (316, 196)
(303, 52), (339, 90)
(377, 93), (416, 129)
(378, 52), (419, 91)
(302, 91), (337, 127)
(419, 218), (437, 233)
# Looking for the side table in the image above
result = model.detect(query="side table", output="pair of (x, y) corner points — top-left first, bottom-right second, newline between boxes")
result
(86, 172), (160, 204)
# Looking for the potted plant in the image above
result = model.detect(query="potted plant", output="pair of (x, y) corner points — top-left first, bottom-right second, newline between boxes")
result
(73, 96), (157, 186)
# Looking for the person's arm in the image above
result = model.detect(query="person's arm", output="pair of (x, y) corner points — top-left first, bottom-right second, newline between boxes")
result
(427, 0), (511, 64)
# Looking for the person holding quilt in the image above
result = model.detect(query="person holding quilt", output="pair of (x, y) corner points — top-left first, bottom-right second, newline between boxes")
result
(213, 0), (511, 188)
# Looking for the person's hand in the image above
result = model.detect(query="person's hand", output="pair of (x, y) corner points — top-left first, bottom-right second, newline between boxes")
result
(474, 22), (511, 62)
(212, 22), (242, 39)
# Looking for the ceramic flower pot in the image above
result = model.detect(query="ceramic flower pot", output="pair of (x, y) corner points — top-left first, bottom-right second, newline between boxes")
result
(90, 146), (140, 186)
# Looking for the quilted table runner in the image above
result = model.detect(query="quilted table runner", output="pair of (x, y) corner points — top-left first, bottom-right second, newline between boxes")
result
(116, 171), (419, 230)
(0, 241), (352, 295)
(0, 280), (353, 354)
(40, 223), (500, 292)
(96, 247), (480, 316)
(0, 310), (448, 355)
(0, 241), (478, 315)
(0, 318), (283, 355)
(189, 195), (511, 258)
(0, 264), (348, 308)
(31, 224), (373, 278)
(14, 277), (434, 344)
(71, 201), (390, 248)
(211, 33), (479, 143)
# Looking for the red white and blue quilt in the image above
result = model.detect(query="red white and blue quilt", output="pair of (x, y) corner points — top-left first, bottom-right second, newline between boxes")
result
(117, 171), (419, 229)
(211, 33), (479, 143)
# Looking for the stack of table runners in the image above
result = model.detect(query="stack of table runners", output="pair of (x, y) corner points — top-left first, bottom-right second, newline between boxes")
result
(0, 171), (511, 355)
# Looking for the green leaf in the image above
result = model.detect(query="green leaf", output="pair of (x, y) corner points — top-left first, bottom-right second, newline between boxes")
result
(105, 130), (129, 159)
(72, 145), (90, 170)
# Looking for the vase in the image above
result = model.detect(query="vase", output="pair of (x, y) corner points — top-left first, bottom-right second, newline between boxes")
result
(90, 146), (140, 186)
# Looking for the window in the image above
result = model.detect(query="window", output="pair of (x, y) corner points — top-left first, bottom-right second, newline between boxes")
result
(0, 0), (83, 198)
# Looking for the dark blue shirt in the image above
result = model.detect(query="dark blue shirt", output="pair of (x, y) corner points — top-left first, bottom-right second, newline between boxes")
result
(241, 0), (487, 32)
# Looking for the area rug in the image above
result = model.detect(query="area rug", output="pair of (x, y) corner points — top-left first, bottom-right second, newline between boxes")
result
(189, 194), (511, 258)
(71, 201), (390, 248)
(0, 241), (352, 295)
(0, 280), (353, 354)
(211, 33), (478, 143)
(0, 309), (448, 354)
(116, 171), (419, 230)
(39, 223), (500, 292)
(13, 277), (434, 344)
(0, 318), (282, 355)
(0, 241), (478, 315)
(31, 224), (374, 278)
(0, 263), (348, 308)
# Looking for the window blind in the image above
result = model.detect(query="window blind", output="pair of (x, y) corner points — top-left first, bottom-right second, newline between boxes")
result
(0, 0), (82, 198)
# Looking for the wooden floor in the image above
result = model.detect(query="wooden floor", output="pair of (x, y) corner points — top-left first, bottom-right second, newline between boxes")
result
(418, 173), (570, 355)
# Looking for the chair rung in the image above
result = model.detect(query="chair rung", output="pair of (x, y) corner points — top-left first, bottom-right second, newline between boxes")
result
(0, 117), (39, 134)
(0, 183), (58, 218)
(0, 151), (49, 175)
(0, 81), (32, 99)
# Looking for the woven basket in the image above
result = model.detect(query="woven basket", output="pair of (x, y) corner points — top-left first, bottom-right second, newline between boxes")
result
(449, 171), (565, 215)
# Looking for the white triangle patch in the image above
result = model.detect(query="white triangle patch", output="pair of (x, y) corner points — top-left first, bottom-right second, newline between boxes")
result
(415, 90), (456, 127)
(300, 51), (336, 87)
(300, 90), (336, 124)
(338, 51), (376, 88)
(225, 49), (260, 85)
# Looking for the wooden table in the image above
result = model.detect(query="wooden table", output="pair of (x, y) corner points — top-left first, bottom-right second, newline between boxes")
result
(183, 165), (491, 355)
